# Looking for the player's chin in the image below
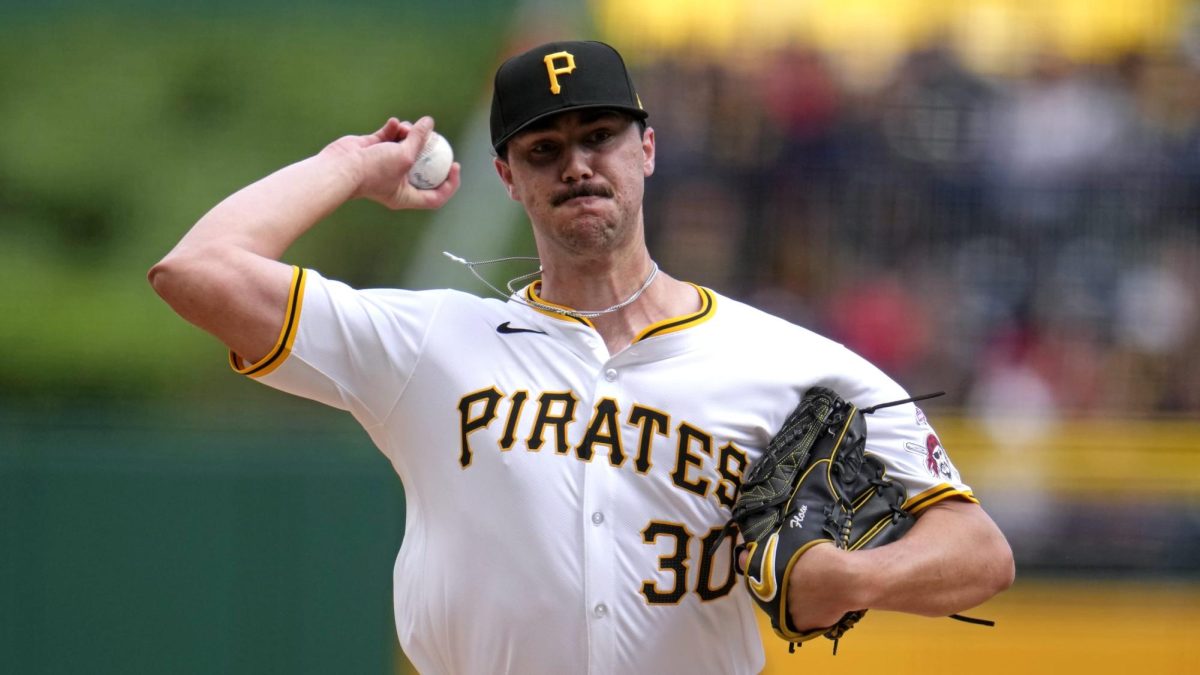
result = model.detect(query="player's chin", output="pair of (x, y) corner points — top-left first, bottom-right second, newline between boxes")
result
(558, 217), (622, 252)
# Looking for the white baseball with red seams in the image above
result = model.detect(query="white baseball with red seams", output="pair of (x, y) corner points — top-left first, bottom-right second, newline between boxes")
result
(228, 266), (976, 675)
(408, 131), (453, 189)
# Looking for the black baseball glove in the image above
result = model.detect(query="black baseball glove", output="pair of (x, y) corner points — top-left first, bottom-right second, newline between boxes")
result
(725, 386), (918, 649)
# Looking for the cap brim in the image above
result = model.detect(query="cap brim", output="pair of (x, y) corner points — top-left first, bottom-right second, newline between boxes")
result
(493, 104), (649, 152)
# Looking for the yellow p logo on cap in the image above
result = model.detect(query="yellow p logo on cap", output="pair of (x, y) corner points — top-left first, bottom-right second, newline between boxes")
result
(543, 51), (576, 95)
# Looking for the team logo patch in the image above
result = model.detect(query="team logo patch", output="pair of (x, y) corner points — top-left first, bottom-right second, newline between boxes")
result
(904, 433), (955, 480)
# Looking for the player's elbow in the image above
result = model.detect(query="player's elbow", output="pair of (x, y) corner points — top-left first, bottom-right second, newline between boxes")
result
(975, 518), (1016, 599)
(988, 534), (1016, 596)
(148, 250), (194, 309)
(147, 256), (172, 299)
(926, 501), (1015, 604)
(147, 244), (232, 313)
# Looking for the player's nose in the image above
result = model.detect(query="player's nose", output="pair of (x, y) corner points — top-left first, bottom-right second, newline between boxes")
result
(560, 145), (594, 183)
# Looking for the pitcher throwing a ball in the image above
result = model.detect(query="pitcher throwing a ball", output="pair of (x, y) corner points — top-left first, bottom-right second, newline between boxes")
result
(149, 40), (1013, 674)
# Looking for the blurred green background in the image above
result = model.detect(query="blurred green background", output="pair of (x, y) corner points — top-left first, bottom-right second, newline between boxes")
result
(0, 2), (525, 672)
(0, 1), (522, 402)
(2, 1), (1199, 673)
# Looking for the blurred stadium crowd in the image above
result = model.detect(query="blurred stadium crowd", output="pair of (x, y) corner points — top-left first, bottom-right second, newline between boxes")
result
(634, 41), (1200, 417)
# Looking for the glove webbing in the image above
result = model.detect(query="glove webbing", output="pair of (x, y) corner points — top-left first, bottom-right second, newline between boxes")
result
(712, 391), (945, 562)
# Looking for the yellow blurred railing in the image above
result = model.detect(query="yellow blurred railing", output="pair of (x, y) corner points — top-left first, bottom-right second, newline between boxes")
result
(935, 416), (1200, 499)
(594, 0), (1186, 67)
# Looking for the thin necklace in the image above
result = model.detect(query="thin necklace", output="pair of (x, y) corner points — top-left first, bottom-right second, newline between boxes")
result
(443, 251), (660, 320)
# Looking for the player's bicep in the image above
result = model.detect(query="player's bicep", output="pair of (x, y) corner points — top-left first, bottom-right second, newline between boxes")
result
(150, 245), (294, 364)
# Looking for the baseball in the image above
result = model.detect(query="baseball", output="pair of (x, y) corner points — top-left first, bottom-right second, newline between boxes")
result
(408, 131), (454, 190)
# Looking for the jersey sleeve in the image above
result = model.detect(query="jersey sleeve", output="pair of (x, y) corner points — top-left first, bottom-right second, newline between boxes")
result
(821, 343), (976, 512)
(229, 267), (447, 428)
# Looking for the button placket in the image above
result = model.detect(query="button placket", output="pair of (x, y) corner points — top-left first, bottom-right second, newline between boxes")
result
(583, 354), (632, 669)
(584, 365), (620, 670)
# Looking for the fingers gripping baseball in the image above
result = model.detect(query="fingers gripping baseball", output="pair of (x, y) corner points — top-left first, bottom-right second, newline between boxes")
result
(328, 116), (460, 210)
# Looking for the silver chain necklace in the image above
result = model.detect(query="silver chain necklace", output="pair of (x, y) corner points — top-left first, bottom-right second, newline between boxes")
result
(443, 251), (660, 320)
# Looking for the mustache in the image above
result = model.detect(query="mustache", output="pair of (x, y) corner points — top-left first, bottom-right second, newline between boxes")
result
(551, 183), (614, 207)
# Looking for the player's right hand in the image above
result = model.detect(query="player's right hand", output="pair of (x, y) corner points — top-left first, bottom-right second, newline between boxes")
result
(322, 116), (461, 211)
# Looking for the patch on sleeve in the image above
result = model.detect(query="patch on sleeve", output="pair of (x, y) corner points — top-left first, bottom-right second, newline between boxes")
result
(904, 433), (956, 480)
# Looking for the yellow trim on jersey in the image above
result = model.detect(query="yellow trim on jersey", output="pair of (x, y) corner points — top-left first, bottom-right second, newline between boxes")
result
(522, 281), (716, 338)
(904, 484), (978, 514)
(229, 266), (306, 379)
(525, 281), (594, 327)
(634, 285), (715, 341)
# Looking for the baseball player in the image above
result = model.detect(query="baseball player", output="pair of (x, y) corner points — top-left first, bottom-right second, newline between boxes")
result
(149, 40), (1013, 674)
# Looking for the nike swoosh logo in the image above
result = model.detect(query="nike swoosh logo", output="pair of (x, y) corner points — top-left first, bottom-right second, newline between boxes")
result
(496, 321), (548, 336)
(746, 532), (779, 602)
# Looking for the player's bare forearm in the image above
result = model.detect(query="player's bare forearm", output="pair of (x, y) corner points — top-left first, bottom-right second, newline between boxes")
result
(786, 500), (1014, 630)
(171, 152), (363, 261)
(148, 117), (460, 363)
(157, 117), (450, 264)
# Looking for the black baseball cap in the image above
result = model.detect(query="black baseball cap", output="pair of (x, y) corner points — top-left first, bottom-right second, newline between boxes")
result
(490, 40), (648, 152)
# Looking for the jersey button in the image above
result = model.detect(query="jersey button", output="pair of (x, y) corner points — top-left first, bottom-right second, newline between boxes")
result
(604, 368), (617, 382)
(593, 603), (608, 618)
(591, 511), (604, 525)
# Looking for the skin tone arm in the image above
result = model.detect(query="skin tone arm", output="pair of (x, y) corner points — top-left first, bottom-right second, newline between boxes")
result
(148, 117), (460, 363)
(785, 499), (1015, 631)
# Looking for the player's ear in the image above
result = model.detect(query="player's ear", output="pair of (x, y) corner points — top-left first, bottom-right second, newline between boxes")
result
(641, 126), (655, 178)
(493, 156), (520, 201)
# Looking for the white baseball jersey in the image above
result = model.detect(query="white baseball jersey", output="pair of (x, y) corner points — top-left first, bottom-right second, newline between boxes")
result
(231, 266), (975, 675)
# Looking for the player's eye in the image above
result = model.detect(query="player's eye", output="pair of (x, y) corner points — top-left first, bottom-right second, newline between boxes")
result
(587, 128), (614, 145)
(527, 141), (558, 159)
